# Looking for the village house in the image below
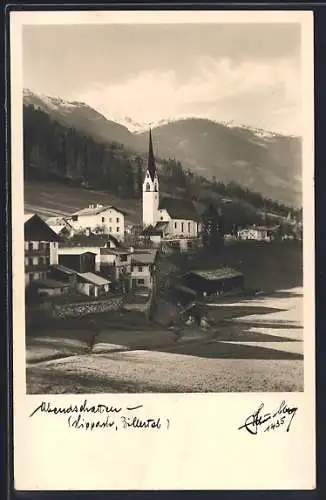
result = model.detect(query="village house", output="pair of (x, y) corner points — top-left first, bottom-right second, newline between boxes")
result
(24, 213), (62, 288)
(142, 130), (201, 249)
(178, 268), (245, 300)
(46, 216), (75, 238)
(131, 249), (158, 289)
(58, 251), (97, 274)
(50, 262), (111, 298)
(58, 233), (120, 272)
(31, 278), (70, 298)
(237, 225), (276, 241)
(99, 247), (132, 284)
(67, 203), (127, 241)
(74, 272), (111, 298)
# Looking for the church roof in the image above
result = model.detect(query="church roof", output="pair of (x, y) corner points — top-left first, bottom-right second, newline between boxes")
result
(158, 197), (201, 222)
(147, 129), (157, 181)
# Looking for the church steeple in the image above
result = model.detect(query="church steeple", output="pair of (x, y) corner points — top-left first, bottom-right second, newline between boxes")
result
(147, 129), (157, 181)
(142, 129), (159, 227)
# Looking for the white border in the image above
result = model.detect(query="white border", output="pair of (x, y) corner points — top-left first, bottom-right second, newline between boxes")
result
(11, 10), (315, 490)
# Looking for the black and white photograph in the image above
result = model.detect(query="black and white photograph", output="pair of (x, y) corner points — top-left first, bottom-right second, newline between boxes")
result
(20, 16), (309, 395)
(11, 9), (315, 491)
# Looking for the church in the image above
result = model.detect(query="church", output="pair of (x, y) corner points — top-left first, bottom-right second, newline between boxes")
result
(142, 130), (201, 244)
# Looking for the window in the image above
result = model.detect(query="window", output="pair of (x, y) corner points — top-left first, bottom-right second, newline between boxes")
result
(28, 258), (33, 266)
(188, 222), (191, 232)
(102, 217), (105, 223)
(154, 183), (158, 192)
(72, 215), (78, 221)
(46, 242), (50, 250)
(181, 222), (184, 232)
(28, 242), (33, 251)
(146, 183), (151, 191)
(116, 217), (119, 223)
(174, 222), (177, 229)
(138, 266), (143, 272)
(138, 279), (145, 285)
(160, 216), (163, 221)
(109, 217), (112, 223)
(117, 227), (120, 232)
(109, 227), (112, 232)
(120, 255), (127, 262)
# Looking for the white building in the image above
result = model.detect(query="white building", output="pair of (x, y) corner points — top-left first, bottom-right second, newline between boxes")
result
(58, 234), (121, 273)
(237, 226), (271, 241)
(142, 130), (200, 241)
(46, 216), (75, 238)
(24, 213), (61, 287)
(67, 203), (127, 241)
(131, 249), (158, 289)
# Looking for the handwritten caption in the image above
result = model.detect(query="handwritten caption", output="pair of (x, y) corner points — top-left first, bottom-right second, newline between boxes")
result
(238, 400), (298, 435)
(29, 400), (170, 432)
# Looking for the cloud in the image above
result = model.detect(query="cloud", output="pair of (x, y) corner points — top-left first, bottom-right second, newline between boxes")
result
(76, 55), (301, 135)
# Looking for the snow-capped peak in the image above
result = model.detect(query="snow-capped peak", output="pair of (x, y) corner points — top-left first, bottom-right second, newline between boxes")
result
(23, 88), (87, 113)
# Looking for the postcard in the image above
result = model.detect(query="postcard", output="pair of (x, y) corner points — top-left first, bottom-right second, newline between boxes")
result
(10, 9), (315, 490)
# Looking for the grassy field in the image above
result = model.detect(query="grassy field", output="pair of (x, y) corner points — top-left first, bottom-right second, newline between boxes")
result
(24, 180), (142, 224)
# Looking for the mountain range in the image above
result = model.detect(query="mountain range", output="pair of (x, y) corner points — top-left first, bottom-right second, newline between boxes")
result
(23, 88), (302, 207)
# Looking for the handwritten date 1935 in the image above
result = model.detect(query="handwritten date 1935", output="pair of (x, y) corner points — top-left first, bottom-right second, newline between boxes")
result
(238, 401), (298, 435)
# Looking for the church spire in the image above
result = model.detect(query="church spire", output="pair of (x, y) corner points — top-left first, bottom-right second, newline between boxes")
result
(147, 129), (157, 181)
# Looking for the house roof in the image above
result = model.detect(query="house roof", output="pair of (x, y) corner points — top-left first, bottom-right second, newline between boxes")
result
(131, 249), (158, 265)
(24, 213), (34, 223)
(51, 264), (76, 275)
(33, 278), (69, 289)
(173, 284), (197, 296)
(46, 216), (72, 227)
(100, 247), (131, 255)
(158, 197), (201, 222)
(59, 250), (97, 256)
(239, 225), (279, 232)
(70, 204), (127, 217)
(184, 268), (243, 281)
(24, 214), (62, 243)
(59, 234), (119, 248)
(76, 272), (111, 286)
(141, 225), (164, 236)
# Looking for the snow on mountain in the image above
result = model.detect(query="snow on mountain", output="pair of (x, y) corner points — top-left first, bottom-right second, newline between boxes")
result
(23, 88), (87, 115)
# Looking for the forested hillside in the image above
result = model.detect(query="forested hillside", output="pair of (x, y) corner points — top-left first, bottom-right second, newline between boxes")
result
(23, 105), (301, 227)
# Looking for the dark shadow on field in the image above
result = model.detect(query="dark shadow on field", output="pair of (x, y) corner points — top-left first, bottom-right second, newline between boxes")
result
(163, 340), (303, 360)
(263, 290), (303, 299)
(223, 320), (302, 330)
(211, 326), (303, 343)
(202, 305), (285, 323)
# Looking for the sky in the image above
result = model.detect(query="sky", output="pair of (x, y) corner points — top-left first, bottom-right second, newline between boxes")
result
(23, 23), (302, 135)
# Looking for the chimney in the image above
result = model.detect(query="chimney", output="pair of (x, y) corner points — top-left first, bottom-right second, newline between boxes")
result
(97, 203), (103, 208)
(129, 246), (134, 253)
(85, 228), (90, 236)
(89, 204), (94, 209)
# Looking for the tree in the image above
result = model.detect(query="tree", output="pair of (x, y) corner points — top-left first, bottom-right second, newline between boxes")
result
(201, 203), (223, 249)
(135, 156), (144, 196)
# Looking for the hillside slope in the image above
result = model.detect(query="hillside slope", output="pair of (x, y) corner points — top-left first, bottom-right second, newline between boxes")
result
(135, 119), (302, 206)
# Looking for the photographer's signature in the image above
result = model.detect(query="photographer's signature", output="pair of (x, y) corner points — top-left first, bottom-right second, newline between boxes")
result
(238, 401), (298, 435)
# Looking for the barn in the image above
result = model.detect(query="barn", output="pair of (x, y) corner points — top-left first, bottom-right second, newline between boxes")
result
(180, 268), (245, 299)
